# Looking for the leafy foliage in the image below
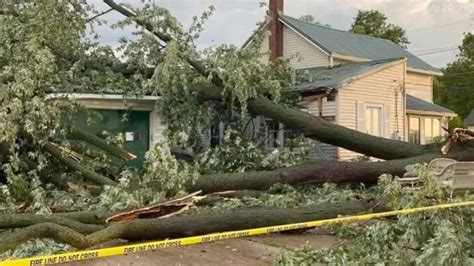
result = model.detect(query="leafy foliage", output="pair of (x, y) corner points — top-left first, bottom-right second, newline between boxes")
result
(350, 10), (409, 47)
(298, 14), (332, 28)
(275, 164), (474, 265)
(196, 129), (309, 174)
(434, 33), (474, 120)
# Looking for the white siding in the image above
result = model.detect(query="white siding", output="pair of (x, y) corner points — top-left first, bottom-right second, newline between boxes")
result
(282, 27), (330, 68)
(406, 71), (433, 102)
(337, 61), (406, 161)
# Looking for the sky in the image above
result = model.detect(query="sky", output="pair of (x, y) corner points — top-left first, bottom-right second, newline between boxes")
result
(90, 0), (474, 68)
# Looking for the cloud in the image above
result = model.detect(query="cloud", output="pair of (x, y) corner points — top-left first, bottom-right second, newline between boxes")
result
(91, 0), (473, 68)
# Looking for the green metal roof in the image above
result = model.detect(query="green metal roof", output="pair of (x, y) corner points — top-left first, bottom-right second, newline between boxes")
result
(280, 15), (440, 74)
(406, 94), (455, 114)
(465, 109), (474, 125)
(293, 58), (403, 92)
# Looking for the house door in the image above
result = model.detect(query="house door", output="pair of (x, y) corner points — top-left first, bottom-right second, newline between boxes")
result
(75, 110), (150, 169)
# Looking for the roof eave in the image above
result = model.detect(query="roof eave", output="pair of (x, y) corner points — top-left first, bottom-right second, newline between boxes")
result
(406, 109), (457, 117)
(332, 53), (370, 63)
(406, 67), (443, 76)
(47, 93), (160, 101)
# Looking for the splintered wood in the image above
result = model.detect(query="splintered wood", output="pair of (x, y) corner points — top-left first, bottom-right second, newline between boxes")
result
(441, 128), (474, 155)
(105, 191), (204, 223)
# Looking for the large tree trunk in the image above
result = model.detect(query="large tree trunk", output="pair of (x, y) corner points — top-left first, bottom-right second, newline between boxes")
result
(0, 199), (384, 252)
(103, 0), (427, 160)
(191, 151), (474, 193)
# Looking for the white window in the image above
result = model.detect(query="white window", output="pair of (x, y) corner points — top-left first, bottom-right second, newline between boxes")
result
(409, 116), (421, 144)
(365, 106), (383, 137)
(424, 117), (441, 144)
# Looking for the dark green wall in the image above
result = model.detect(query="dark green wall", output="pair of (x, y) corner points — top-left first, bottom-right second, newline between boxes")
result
(75, 109), (150, 169)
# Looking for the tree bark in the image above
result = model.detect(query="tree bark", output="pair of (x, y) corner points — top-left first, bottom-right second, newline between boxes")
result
(103, 0), (427, 160)
(0, 213), (104, 234)
(191, 150), (474, 193)
(0, 199), (384, 253)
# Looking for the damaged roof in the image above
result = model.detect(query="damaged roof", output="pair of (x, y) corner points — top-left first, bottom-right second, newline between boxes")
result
(293, 58), (404, 92)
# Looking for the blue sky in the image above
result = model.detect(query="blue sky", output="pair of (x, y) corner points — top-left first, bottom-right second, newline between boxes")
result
(90, 0), (474, 68)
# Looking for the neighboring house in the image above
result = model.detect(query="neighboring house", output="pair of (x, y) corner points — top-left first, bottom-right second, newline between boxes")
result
(243, 0), (456, 160)
(466, 109), (474, 130)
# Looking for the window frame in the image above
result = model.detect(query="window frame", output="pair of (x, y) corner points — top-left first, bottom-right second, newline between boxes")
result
(408, 116), (421, 144)
(364, 104), (384, 137)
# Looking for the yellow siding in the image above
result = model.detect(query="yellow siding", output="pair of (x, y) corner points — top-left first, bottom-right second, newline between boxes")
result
(258, 31), (270, 63)
(282, 26), (329, 69)
(299, 98), (336, 117)
(299, 98), (337, 159)
(337, 62), (406, 161)
(406, 71), (433, 102)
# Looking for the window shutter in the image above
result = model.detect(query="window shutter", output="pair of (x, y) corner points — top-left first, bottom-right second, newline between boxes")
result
(384, 104), (391, 138)
(357, 101), (365, 132)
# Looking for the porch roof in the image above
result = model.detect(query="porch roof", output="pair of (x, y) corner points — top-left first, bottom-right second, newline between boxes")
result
(406, 95), (456, 117)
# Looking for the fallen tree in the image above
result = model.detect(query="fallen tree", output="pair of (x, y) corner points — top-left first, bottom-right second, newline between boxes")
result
(191, 150), (474, 193)
(0, 198), (385, 253)
(1, 1), (473, 259)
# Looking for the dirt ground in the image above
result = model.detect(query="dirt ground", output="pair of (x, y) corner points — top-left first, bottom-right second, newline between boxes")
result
(67, 229), (338, 266)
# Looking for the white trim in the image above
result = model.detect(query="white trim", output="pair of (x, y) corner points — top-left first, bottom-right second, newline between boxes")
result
(279, 18), (331, 56)
(47, 93), (160, 101)
(364, 103), (385, 137)
(407, 109), (457, 117)
(406, 67), (443, 76)
(332, 53), (370, 63)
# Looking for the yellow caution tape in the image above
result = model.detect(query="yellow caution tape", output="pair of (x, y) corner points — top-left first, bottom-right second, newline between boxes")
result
(2, 200), (474, 266)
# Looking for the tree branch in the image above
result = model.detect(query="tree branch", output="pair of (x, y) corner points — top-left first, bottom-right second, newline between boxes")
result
(0, 214), (104, 234)
(43, 142), (117, 186)
(86, 8), (113, 23)
(69, 128), (137, 161)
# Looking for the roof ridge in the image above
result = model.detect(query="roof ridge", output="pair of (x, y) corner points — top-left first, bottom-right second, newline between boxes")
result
(281, 15), (398, 45)
(299, 57), (405, 73)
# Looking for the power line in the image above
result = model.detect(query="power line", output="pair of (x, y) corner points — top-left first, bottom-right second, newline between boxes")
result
(407, 19), (471, 32)
(413, 47), (458, 57)
(410, 45), (458, 53)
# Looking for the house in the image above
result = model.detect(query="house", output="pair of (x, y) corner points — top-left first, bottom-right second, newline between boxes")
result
(244, 0), (456, 160)
(53, 93), (165, 168)
(63, 0), (457, 166)
(466, 109), (474, 130)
